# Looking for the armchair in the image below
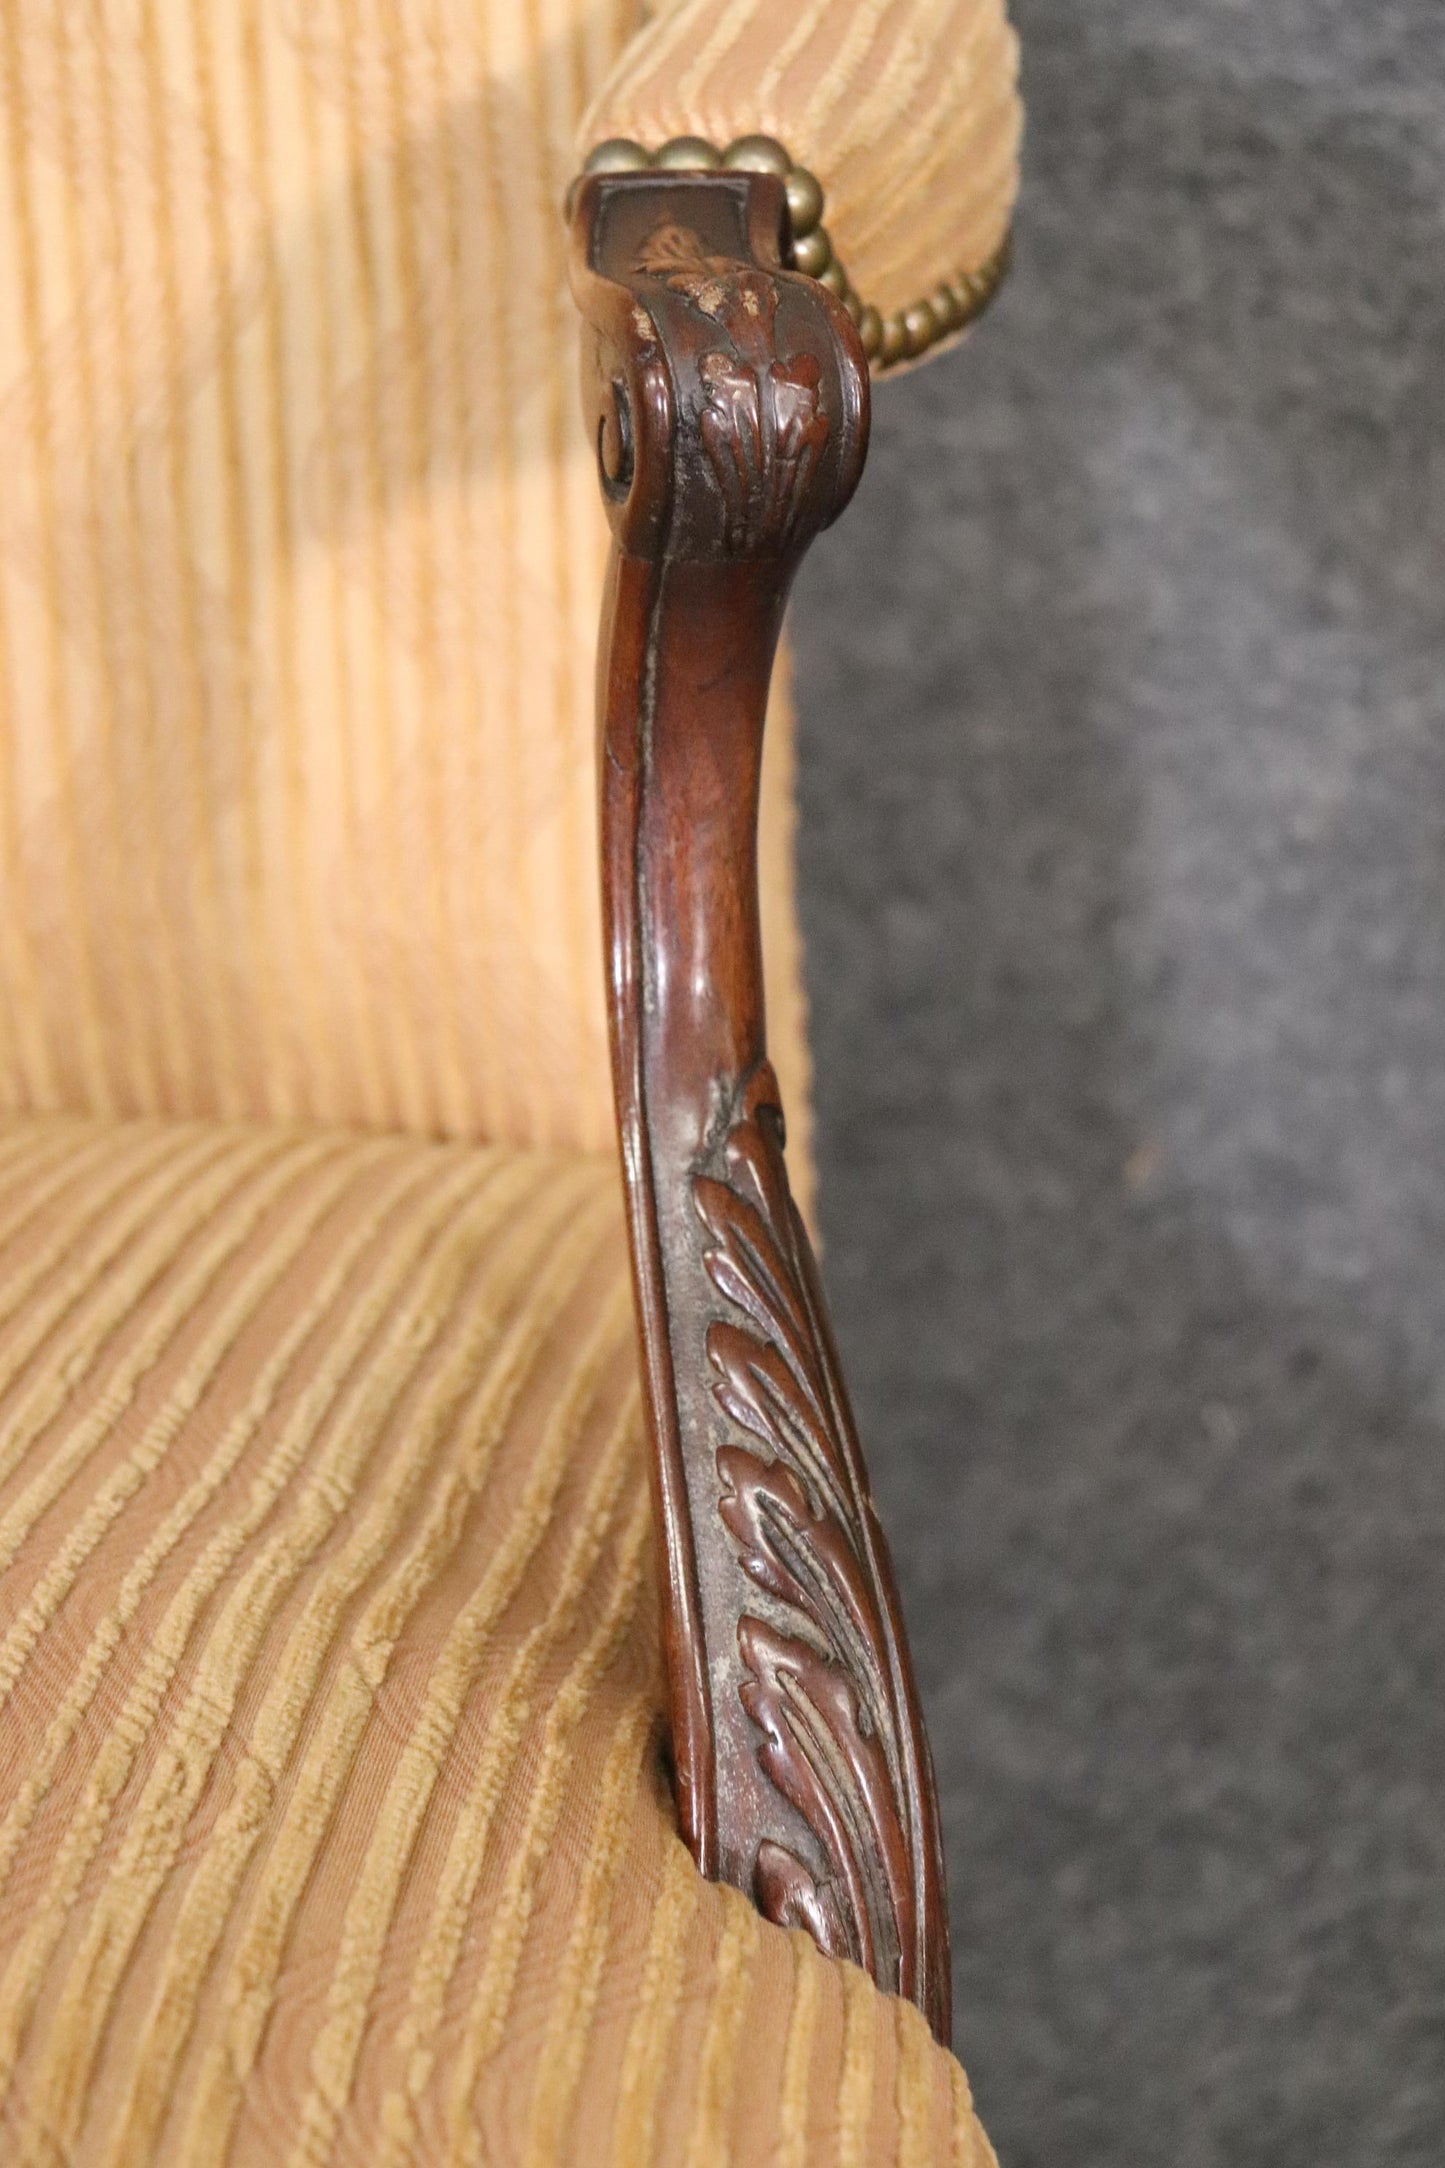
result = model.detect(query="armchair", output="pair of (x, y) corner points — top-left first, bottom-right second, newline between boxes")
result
(0, 1), (1018, 2161)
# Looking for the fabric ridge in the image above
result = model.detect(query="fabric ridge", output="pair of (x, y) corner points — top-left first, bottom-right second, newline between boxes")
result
(0, 1116), (993, 2164)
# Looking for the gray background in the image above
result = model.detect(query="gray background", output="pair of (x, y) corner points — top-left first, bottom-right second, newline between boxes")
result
(790, 5), (1445, 2163)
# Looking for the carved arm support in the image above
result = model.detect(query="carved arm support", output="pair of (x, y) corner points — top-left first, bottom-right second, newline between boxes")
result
(569, 170), (950, 2040)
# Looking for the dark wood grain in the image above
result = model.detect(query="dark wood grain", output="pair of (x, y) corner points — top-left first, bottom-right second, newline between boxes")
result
(569, 169), (950, 2040)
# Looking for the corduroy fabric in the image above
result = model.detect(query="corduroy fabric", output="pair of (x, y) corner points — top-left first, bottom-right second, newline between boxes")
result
(582, 0), (1022, 320)
(0, 0), (811, 1161)
(0, 1116), (993, 2166)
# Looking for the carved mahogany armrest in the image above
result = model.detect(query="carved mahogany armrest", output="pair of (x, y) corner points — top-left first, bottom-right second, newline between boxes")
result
(569, 169), (950, 2041)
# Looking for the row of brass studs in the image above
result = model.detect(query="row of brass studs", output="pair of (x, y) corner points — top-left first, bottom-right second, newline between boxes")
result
(577, 133), (1009, 371)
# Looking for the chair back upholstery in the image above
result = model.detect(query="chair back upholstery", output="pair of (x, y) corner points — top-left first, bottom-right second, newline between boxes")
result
(0, 0), (811, 1153)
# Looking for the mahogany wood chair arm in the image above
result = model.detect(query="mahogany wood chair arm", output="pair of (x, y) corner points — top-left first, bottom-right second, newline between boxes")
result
(568, 168), (951, 2041)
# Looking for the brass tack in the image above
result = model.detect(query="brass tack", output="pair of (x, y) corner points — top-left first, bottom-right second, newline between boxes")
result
(654, 135), (721, 170)
(791, 225), (831, 278)
(584, 137), (650, 174)
(722, 134), (791, 177)
(879, 311), (908, 366)
(841, 287), (864, 326)
(902, 299), (938, 356)
(784, 166), (825, 237)
(819, 259), (847, 297)
(932, 283), (964, 331)
(858, 305), (883, 358)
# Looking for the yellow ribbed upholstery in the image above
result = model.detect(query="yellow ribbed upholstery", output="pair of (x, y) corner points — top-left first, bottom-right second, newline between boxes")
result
(583, 0), (1022, 319)
(0, 2), (1013, 2156)
(0, 1117), (993, 2166)
(0, 0), (811, 1159)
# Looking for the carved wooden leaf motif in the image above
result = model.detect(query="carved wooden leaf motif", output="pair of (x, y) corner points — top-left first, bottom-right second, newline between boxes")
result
(739, 1616), (912, 1982)
(696, 352), (763, 553)
(694, 1067), (914, 1986)
(634, 218), (829, 554)
(754, 1835), (852, 1958)
(632, 219), (735, 287)
(695, 349), (827, 553)
(764, 355), (829, 546)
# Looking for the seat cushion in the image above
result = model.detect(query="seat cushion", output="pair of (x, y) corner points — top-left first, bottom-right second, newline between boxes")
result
(0, 1117), (990, 2165)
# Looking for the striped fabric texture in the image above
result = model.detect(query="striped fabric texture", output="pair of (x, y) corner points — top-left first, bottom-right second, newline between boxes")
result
(0, 1117), (995, 2166)
(0, 0), (811, 1158)
(583, 0), (1021, 319)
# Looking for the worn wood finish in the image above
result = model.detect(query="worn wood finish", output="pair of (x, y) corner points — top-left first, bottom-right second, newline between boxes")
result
(569, 169), (951, 2040)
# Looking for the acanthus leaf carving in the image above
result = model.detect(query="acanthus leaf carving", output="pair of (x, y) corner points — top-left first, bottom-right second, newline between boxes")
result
(695, 1063), (918, 1992)
(754, 1838), (852, 1961)
(738, 1614), (912, 1983)
(633, 218), (830, 554)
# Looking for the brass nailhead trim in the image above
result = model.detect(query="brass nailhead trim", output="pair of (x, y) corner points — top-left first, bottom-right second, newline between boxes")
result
(576, 134), (1010, 372)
